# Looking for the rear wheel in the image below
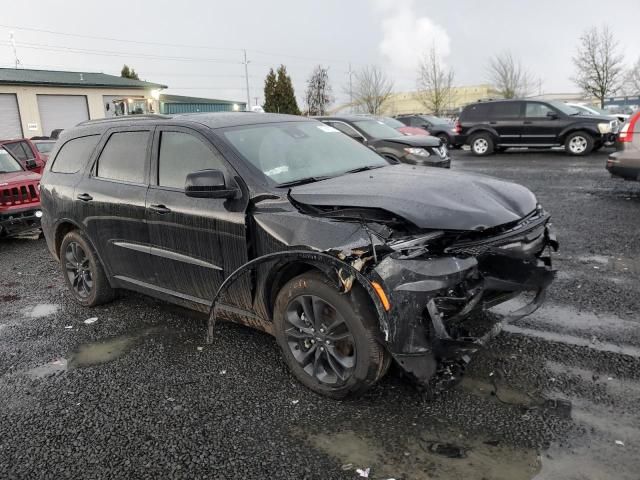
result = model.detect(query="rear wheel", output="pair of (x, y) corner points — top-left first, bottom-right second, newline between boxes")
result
(60, 230), (115, 307)
(565, 131), (594, 156)
(470, 133), (494, 156)
(273, 272), (390, 398)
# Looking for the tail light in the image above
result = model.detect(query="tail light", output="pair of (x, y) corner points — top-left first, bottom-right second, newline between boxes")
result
(454, 120), (462, 134)
(619, 112), (640, 143)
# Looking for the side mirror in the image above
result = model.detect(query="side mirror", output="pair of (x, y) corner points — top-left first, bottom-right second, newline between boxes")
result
(185, 169), (238, 199)
(546, 111), (559, 119)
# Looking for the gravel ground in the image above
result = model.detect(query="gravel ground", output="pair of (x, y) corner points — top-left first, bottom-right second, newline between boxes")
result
(1, 148), (640, 479)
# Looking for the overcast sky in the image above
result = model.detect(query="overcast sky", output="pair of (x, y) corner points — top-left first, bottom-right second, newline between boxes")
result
(1, 0), (639, 108)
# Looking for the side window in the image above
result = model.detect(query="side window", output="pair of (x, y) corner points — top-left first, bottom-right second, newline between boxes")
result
(462, 103), (491, 122)
(330, 122), (362, 139)
(158, 131), (227, 189)
(4, 142), (33, 161)
(96, 131), (149, 183)
(51, 135), (101, 174)
(525, 102), (555, 118)
(489, 102), (522, 119)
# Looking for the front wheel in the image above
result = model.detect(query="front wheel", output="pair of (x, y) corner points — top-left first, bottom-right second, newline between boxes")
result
(273, 272), (390, 398)
(565, 131), (594, 156)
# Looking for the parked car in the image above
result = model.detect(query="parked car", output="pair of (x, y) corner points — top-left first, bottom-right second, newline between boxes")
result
(0, 139), (47, 173)
(316, 115), (450, 168)
(0, 147), (42, 238)
(373, 116), (430, 136)
(395, 114), (461, 147)
(457, 99), (619, 156)
(607, 111), (640, 181)
(32, 140), (57, 161)
(567, 103), (628, 124)
(40, 113), (556, 398)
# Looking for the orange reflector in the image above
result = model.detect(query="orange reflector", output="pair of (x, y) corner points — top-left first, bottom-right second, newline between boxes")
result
(371, 281), (391, 311)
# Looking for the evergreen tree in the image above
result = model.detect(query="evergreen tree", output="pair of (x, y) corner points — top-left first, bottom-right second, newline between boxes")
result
(274, 65), (300, 115)
(305, 65), (333, 116)
(121, 64), (140, 80)
(263, 68), (278, 112)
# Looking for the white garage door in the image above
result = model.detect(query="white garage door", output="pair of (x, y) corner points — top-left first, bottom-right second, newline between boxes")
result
(37, 95), (89, 137)
(0, 94), (23, 140)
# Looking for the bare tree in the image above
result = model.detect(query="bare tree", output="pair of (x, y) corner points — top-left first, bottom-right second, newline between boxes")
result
(415, 46), (456, 116)
(352, 66), (394, 114)
(487, 51), (535, 99)
(304, 65), (333, 116)
(572, 25), (624, 108)
(623, 58), (640, 95)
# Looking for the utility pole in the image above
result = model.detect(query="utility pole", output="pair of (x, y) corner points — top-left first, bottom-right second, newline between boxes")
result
(254, 96), (259, 108)
(9, 32), (21, 69)
(243, 49), (251, 111)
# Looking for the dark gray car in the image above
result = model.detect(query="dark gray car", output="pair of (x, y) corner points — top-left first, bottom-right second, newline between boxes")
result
(607, 112), (640, 181)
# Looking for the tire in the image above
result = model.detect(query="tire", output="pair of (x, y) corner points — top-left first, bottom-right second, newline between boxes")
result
(470, 132), (494, 156)
(273, 271), (390, 399)
(59, 230), (115, 307)
(564, 131), (594, 156)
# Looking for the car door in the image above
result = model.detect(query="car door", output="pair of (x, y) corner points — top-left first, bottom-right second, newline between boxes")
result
(145, 125), (249, 306)
(487, 102), (523, 145)
(74, 127), (153, 283)
(522, 102), (562, 145)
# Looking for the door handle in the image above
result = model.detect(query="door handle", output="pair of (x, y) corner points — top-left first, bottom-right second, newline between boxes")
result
(77, 193), (93, 202)
(149, 204), (172, 214)
(489, 121), (497, 125)
(523, 121), (533, 125)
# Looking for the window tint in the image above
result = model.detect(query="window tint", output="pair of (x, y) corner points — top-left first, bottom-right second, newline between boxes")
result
(51, 135), (100, 174)
(462, 103), (491, 121)
(525, 102), (555, 118)
(490, 102), (521, 119)
(96, 131), (149, 183)
(158, 131), (227, 189)
(4, 141), (34, 161)
(328, 122), (362, 138)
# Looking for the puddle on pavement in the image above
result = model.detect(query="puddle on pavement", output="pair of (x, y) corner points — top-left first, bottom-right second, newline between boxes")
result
(25, 303), (60, 318)
(577, 254), (640, 274)
(305, 429), (540, 480)
(460, 377), (539, 407)
(27, 358), (69, 378)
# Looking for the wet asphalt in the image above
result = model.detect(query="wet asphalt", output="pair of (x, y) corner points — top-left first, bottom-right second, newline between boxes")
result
(1, 148), (640, 479)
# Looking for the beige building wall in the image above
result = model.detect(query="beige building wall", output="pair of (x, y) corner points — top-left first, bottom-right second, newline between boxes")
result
(381, 84), (499, 116)
(0, 85), (157, 136)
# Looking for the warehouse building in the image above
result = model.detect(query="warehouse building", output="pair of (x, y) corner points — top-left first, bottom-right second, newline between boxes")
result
(159, 94), (246, 114)
(0, 68), (166, 139)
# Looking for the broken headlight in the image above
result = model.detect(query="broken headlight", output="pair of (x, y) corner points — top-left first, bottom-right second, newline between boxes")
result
(403, 147), (430, 157)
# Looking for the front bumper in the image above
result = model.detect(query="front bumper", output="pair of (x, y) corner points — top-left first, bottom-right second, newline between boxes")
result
(0, 206), (43, 237)
(371, 221), (557, 389)
(405, 154), (451, 168)
(607, 152), (640, 181)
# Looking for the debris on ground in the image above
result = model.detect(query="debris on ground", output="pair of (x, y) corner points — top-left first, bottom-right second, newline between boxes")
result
(616, 440), (625, 446)
(356, 467), (370, 478)
(196, 346), (204, 352)
(64, 325), (73, 330)
(424, 441), (467, 458)
(83, 317), (98, 325)
(219, 370), (226, 375)
(341, 463), (354, 471)
(291, 400), (299, 405)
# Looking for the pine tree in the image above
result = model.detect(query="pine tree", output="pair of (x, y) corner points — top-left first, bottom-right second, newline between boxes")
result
(274, 65), (300, 115)
(121, 65), (140, 80)
(263, 68), (278, 112)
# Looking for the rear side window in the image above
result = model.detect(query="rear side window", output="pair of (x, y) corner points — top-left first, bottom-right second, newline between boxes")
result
(4, 141), (35, 161)
(51, 135), (100, 174)
(489, 102), (522, 119)
(96, 131), (149, 183)
(158, 131), (227, 189)
(525, 102), (555, 118)
(461, 103), (491, 122)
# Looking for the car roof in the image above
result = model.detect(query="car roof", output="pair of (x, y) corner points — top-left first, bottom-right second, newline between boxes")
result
(315, 115), (376, 122)
(79, 112), (312, 130)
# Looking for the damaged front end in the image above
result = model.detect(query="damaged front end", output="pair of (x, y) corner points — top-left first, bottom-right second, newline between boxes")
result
(369, 206), (557, 393)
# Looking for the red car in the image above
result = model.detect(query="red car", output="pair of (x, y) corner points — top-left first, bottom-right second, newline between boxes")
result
(378, 116), (430, 136)
(0, 138), (47, 174)
(0, 147), (42, 238)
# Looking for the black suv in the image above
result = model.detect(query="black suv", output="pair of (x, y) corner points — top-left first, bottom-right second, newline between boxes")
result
(457, 99), (619, 156)
(40, 113), (556, 398)
(395, 114), (461, 148)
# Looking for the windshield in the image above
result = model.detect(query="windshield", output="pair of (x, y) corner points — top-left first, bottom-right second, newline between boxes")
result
(353, 119), (404, 138)
(379, 117), (406, 129)
(420, 115), (449, 125)
(223, 121), (388, 185)
(0, 148), (23, 173)
(548, 101), (579, 116)
(34, 142), (55, 154)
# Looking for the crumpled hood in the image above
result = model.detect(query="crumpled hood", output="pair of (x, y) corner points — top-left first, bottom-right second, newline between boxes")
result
(289, 164), (537, 231)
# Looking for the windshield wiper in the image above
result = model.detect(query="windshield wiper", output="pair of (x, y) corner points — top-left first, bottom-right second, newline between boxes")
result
(276, 176), (332, 188)
(343, 165), (386, 174)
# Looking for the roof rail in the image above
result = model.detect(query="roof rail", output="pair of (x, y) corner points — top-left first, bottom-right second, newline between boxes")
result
(77, 114), (172, 126)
